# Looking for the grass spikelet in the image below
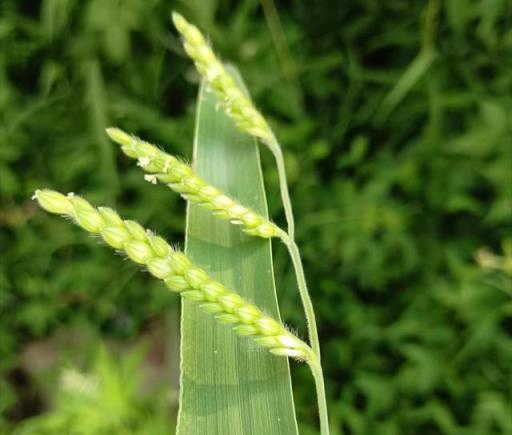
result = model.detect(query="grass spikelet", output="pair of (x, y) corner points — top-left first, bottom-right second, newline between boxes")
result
(33, 189), (311, 361)
(171, 12), (273, 143)
(106, 127), (284, 239)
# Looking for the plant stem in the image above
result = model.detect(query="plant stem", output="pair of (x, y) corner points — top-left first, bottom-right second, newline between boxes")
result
(279, 231), (321, 359)
(268, 134), (321, 358)
(306, 352), (331, 435)
(266, 135), (328, 432)
(266, 135), (321, 357)
(266, 136), (295, 239)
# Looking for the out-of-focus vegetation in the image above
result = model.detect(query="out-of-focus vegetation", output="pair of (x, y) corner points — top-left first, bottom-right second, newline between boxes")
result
(11, 343), (174, 435)
(1, 0), (511, 434)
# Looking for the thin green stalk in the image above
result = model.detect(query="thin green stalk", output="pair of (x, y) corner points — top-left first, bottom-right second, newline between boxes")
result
(270, 135), (328, 433)
(279, 231), (321, 359)
(305, 352), (330, 435)
(269, 134), (321, 360)
(266, 135), (296, 239)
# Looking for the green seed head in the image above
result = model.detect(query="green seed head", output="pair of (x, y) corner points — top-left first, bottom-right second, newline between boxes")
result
(35, 190), (312, 361)
(106, 128), (283, 240)
(170, 12), (272, 143)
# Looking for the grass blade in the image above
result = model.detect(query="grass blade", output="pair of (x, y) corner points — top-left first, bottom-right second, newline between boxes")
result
(177, 67), (299, 435)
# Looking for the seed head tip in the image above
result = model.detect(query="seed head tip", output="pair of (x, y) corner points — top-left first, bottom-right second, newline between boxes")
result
(105, 127), (133, 146)
(171, 11), (187, 31)
(35, 189), (71, 215)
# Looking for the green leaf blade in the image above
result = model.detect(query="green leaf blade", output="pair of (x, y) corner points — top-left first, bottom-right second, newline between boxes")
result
(177, 68), (299, 435)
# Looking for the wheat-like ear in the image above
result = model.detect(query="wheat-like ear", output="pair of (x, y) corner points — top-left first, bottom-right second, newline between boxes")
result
(106, 127), (285, 239)
(33, 189), (311, 360)
(170, 11), (298, 238)
(171, 12), (273, 144)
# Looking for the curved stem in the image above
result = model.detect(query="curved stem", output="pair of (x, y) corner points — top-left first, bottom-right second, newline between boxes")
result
(265, 134), (327, 431)
(266, 135), (321, 358)
(265, 135), (321, 358)
(306, 352), (331, 435)
(266, 136), (295, 239)
(279, 231), (321, 359)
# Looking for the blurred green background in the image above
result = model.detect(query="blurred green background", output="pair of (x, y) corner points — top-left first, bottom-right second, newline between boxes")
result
(1, 0), (511, 434)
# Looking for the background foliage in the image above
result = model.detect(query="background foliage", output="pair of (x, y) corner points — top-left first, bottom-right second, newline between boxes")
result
(1, 0), (511, 434)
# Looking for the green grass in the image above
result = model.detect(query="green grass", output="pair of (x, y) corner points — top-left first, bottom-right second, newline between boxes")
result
(1, 0), (511, 434)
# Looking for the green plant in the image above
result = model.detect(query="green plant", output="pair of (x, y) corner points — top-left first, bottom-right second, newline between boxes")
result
(171, 9), (321, 370)
(32, 12), (331, 435)
(4, 0), (511, 433)
(12, 345), (172, 435)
